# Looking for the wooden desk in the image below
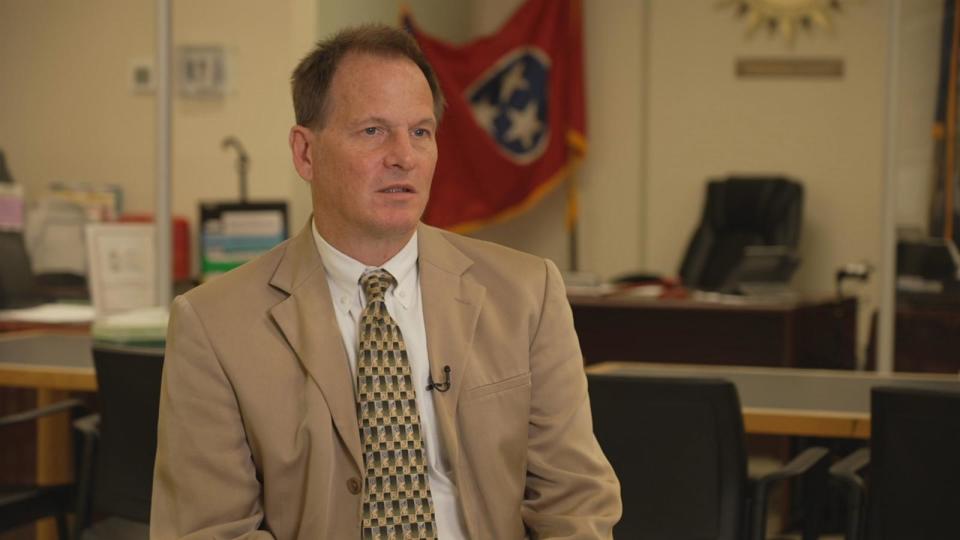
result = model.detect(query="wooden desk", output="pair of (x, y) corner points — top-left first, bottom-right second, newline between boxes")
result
(0, 321), (89, 334)
(570, 295), (857, 369)
(890, 299), (960, 373)
(0, 333), (96, 391)
(587, 361), (960, 439)
(0, 333), (95, 540)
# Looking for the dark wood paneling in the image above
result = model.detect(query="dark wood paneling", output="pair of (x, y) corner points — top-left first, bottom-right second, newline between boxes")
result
(571, 296), (856, 369)
(0, 387), (38, 485)
(894, 304), (960, 373)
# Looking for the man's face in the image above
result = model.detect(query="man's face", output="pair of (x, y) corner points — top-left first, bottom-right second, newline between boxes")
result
(302, 52), (438, 249)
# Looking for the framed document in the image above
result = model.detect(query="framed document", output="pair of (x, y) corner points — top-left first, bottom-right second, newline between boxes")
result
(86, 223), (157, 316)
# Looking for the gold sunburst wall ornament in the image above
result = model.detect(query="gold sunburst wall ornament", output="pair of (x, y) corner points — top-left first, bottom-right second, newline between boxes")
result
(717, 0), (852, 43)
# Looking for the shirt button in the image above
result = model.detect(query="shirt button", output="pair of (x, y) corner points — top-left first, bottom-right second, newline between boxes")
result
(398, 291), (406, 298)
(347, 477), (362, 495)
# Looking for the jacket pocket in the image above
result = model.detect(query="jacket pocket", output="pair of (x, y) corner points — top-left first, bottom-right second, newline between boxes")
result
(460, 371), (531, 405)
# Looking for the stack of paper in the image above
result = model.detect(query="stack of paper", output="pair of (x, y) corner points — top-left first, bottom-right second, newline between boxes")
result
(92, 306), (169, 346)
(0, 302), (95, 323)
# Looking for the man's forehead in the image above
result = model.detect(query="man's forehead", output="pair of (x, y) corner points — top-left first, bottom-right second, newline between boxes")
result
(335, 50), (422, 81)
(325, 51), (435, 119)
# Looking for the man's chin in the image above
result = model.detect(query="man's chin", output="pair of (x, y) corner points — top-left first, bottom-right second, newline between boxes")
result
(368, 218), (421, 241)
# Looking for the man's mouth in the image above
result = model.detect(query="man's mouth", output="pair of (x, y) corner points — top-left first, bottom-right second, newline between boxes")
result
(380, 185), (414, 193)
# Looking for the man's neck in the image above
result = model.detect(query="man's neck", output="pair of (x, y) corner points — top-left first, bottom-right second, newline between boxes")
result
(313, 219), (416, 267)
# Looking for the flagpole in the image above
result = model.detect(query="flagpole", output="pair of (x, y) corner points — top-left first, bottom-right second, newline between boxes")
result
(568, 223), (578, 272)
(566, 175), (579, 271)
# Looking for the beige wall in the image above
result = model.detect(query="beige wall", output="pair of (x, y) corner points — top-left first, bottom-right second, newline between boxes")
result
(462, 0), (930, 309)
(578, 1), (646, 276)
(646, 0), (888, 302)
(171, 0), (315, 254)
(0, 0), (156, 212)
(0, 0), (469, 276)
(0, 0), (314, 277)
(464, 1), (936, 362)
(896, 0), (943, 232)
(643, 1), (905, 361)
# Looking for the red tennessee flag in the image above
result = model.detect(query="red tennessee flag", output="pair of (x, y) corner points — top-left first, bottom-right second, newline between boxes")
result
(405, 0), (586, 231)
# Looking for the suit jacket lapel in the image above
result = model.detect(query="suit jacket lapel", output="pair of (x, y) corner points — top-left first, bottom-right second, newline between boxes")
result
(268, 225), (363, 472)
(418, 224), (485, 472)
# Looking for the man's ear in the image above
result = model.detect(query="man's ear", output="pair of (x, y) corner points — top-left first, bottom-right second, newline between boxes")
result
(289, 125), (316, 181)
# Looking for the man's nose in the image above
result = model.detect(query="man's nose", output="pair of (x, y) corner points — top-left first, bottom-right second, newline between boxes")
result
(383, 132), (416, 170)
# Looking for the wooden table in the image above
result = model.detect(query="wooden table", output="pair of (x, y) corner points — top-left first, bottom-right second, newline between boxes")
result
(0, 333), (95, 540)
(0, 333), (96, 391)
(587, 361), (960, 439)
(570, 294), (857, 369)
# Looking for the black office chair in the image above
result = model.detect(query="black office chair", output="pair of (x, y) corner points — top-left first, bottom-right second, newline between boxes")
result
(0, 149), (14, 184)
(588, 374), (829, 540)
(679, 176), (803, 292)
(830, 386), (960, 540)
(74, 345), (164, 539)
(0, 399), (87, 539)
(0, 231), (49, 308)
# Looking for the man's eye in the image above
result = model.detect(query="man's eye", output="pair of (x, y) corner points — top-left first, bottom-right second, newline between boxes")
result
(413, 128), (431, 138)
(364, 127), (379, 135)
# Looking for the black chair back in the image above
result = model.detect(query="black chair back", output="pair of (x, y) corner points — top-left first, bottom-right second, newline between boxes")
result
(588, 374), (748, 540)
(90, 345), (164, 524)
(679, 176), (803, 291)
(0, 231), (46, 308)
(867, 386), (960, 539)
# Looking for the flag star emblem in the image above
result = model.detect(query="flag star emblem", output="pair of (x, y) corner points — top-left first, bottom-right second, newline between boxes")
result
(470, 101), (499, 136)
(465, 47), (550, 164)
(504, 100), (542, 148)
(498, 62), (530, 103)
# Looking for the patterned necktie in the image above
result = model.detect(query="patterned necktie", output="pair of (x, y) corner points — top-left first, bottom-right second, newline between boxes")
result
(357, 269), (437, 540)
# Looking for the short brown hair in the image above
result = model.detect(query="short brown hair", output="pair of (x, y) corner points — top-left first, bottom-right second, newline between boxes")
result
(291, 24), (446, 129)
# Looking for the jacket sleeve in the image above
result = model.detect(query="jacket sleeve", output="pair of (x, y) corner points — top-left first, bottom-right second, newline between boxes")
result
(150, 295), (276, 540)
(520, 259), (622, 539)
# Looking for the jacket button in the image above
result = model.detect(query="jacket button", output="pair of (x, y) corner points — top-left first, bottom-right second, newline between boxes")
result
(347, 477), (362, 494)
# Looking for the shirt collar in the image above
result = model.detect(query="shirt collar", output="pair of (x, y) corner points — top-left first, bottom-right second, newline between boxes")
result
(380, 234), (418, 310)
(311, 222), (418, 310)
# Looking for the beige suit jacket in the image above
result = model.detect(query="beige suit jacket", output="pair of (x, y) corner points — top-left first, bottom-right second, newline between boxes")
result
(151, 223), (621, 539)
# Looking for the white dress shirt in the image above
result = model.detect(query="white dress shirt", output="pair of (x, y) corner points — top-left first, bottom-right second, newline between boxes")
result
(312, 223), (468, 539)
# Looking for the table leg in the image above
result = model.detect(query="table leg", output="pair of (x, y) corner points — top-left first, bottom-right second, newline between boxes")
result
(35, 389), (73, 540)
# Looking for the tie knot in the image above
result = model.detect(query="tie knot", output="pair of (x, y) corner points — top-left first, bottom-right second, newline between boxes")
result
(360, 269), (396, 304)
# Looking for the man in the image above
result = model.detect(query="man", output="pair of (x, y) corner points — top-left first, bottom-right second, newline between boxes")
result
(152, 24), (620, 539)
